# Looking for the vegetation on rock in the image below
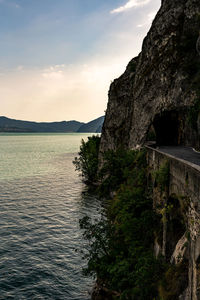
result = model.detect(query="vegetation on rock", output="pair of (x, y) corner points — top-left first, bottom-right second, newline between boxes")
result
(73, 135), (101, 184)
(152, 160), (170, 192)
(75, 138), (167, 299)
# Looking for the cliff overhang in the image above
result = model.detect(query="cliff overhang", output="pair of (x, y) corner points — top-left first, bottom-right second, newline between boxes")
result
(100, 0), (200, 155)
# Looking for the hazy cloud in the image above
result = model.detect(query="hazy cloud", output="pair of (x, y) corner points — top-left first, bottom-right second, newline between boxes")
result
(0, 0), (161, 122)
(0, 0), (20, 8)
(137, 11), (157, 27)
(111, 0), (151, 14)
(0, 58), (128, 122)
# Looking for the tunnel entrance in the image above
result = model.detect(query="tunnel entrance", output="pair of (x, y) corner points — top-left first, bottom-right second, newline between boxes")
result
(153, 110), (182, 146)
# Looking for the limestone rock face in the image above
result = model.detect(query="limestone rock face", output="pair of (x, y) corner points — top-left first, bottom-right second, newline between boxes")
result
(170, 234), (188, 265)
(100, 0), (200, 154)
(100, 58), (137, 152)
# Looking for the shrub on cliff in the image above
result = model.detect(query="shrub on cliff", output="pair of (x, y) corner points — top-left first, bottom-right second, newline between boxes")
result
(73, 135), (101, 184)
(98, 148), (138, 196)
(79, 149), (164, 299)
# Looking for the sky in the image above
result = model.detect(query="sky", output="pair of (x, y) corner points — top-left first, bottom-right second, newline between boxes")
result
(0, 0), (161, 122)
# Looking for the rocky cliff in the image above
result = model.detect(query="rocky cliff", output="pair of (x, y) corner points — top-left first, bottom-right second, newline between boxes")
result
(100, 0), (200, 155)
(98, 1), (200, 299)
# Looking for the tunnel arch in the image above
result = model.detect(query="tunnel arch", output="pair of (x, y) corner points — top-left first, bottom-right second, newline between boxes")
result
(152, 110), (184, 146)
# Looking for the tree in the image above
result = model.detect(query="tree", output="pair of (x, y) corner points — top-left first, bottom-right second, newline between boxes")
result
(73, 135), (101, 184)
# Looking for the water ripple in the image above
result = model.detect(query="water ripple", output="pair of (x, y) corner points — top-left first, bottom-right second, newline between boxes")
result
(0, 134), (102, 300)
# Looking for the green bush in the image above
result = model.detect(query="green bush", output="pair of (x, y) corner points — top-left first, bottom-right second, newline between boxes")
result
(98, 148), (145, 196)
(73, 135), (101, 184)
(153, 160), (170, 192)
(80, 148), (165, 299)
(158, 261), (188, 299)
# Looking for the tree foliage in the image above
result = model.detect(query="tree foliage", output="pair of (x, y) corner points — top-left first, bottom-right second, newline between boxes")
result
(79, 148), (165, 299)
(73, 135), (101, 184)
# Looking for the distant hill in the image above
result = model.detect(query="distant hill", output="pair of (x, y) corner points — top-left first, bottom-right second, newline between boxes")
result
(0, 116), (104, 133)
(77, 116), (104, 133)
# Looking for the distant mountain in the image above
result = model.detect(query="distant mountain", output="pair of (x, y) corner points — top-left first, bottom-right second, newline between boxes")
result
(0, 116), (83, 133)
(77, 116), (104, 133)
(0, 116), (105, 133)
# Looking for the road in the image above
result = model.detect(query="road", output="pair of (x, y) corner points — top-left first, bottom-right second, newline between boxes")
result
(155, 146), (200, 167)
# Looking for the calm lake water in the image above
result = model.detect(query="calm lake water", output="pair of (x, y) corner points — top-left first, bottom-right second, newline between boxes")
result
(0, 133), (101, 300)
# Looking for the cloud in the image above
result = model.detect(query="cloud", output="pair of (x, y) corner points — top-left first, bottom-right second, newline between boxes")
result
(0, 0), (20, 8)
(0, 0), (161, 123)
(137, 11), (157, 27)
(111, 0), (151, 14)
(0, 58), (128, 122)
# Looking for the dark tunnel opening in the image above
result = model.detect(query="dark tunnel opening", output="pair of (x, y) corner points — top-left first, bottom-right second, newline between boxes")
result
(153, 111), (182, 146)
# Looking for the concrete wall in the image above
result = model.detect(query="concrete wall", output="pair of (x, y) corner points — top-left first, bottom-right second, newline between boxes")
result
(146, 146), (200, 300)
(146, 146), (200, 203)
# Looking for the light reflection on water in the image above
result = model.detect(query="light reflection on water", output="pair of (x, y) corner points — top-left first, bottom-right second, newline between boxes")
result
(0, 133), (101, 299)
